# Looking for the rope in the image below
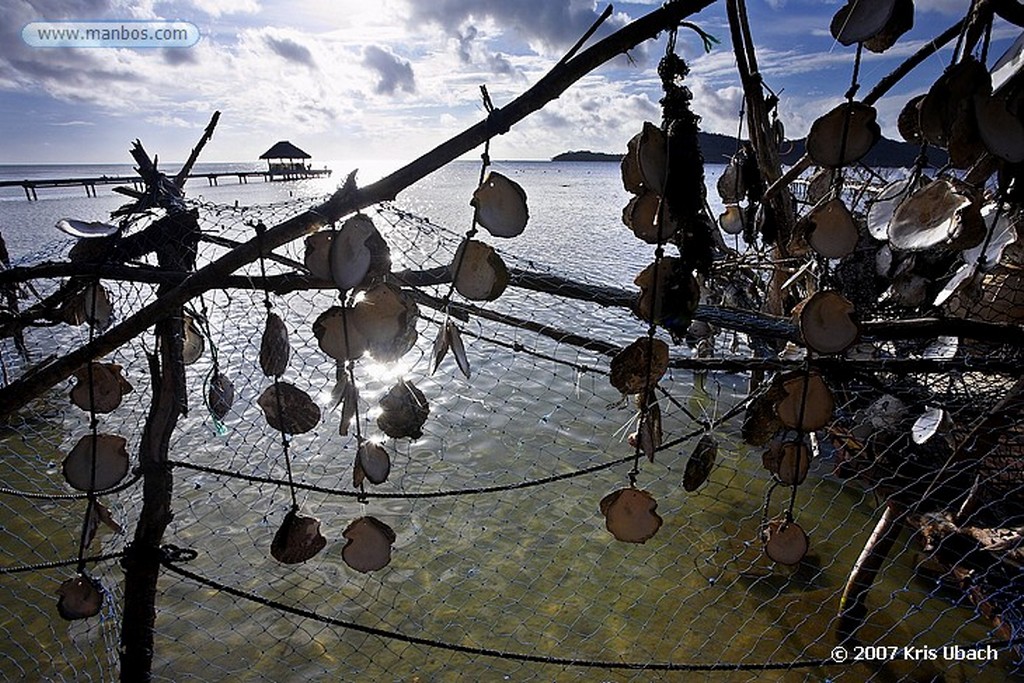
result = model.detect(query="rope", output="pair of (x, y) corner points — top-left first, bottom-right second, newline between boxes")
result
(0, 469), (143, 500)
(0, 551), (125, 575)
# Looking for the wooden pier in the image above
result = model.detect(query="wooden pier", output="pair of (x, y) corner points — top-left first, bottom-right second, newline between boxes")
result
(0, 168), (333, 201)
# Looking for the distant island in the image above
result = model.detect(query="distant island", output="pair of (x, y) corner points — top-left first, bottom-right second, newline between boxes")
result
(553, 132), (946, 168)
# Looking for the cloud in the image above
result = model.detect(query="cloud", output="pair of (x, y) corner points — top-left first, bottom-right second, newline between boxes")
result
(363, 44), (415, 95)
(264, 34), (315, 67)
(183, 0), (261, 17)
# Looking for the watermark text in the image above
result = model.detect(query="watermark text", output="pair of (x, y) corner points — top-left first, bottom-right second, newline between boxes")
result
(22, 20), (200, 48)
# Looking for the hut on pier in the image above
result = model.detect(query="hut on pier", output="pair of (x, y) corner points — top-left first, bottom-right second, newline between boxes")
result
(259, 140), (312, 177)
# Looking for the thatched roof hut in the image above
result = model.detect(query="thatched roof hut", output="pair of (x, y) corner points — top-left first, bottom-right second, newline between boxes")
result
(259, 141), (311, 173)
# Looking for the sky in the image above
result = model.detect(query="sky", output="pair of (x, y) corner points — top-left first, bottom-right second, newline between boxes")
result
(0, 0), (1020, 164)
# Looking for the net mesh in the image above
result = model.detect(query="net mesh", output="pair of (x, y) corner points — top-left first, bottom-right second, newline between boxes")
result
(1, 175), (1022, 683)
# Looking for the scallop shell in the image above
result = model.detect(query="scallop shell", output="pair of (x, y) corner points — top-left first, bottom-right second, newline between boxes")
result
(350, 284), (419, 363)
(806, 102), (881, 168)
(974, 92), (1024, 163)
(259, 312), (290, 378)
(451, 240), (509, 302)
(56, 574), (103, 620)
(637, 121), (668, 192)
(719, 204), (745, 236)
(342, 516), (396, 573)
(61, 283), (113, 330)
(829, 0), (899, 46)
(271, 507), (327, 564)
(889, 178), (985, 251)
(771, 441), (811, 486)
(377, 381), (429, 440)
(182, 315), (204, 366)
(207, 371), (235, 420)
(69, 362), (133, 414)
(866, 175), (927, 241)
(633, 257), (700, 335)
(331, 214), (390, 290)
(683, 434), (718, 492)
(621, 130), (644, 194)
(775, 372), (834, 431)
(62, 434), (129, 492)
(472, 172), (529, 238)
(599, 488), (662, 543)
(764, 519), (809, 565)
(798, 290), (859, 355)
(623, 191), (677, 243)
(313, 306), (367, 362)
(805, 197), (859, 259)
(258, 383), (321, 434)
(354, 441), (391, 486)
(609, 337), (669, 395)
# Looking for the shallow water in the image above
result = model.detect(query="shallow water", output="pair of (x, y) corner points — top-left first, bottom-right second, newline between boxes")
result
(0, 160), (1016, 682)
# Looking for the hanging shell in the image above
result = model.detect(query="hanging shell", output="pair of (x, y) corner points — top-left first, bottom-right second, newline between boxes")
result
(354, 441), (391, 486)
(862, 0), (913, 54)
(806, 102), (880, 168)
(897, 94), (926, 144)
(332, 214), (391, 290)
(350, 284), (419, 363)
(683, 434), (718, 492)
(621, 130), (644, 195)
(599, 488), (662, 543)
(716, 160), (745, 204)
(448, 320), (470, 378)
(919, 57), (991, 152)
(806, 168), (836, 205)
(259, 312), (290, 378)
(377, 380), (430, 440)
(69, 362), (133, 414)
(182, 315), (204, 366)
(866, 175), (927, 241)
(339, 381), (359, 437)
(633, 257), (701, 335)
(271, 507), (327, 564)
(258, 383), (321, 434)
(770, 440), (811, 486)
(623, 191), (677, 243)
(764, 519), (809, 565)
(829, 0), (899, 46)
(303, 231), (334, 281)
(61, 283), (113, 330)
(798, 291), (859, 355)
(637, 401), (662, 462)
(82, 499), (123, 550)
(719, 204), (745, 236)
(974, 92), (1024, 163)
(775, 372), (834, 431)
(451, 239), (509, 302)
(889, 178), (985, 251)
(56, 218), (119, 239)
(62, 434), (129, 492)
(609, 337), (669, 395)
(742, 382), (786, 447)
(935, 202), (1019, 306)
(472, 171), (529, 238)
(207, 371), (235, 420)
(342, 516), (396, 573)
(56, 574), (103, 620)
(804, 197), (859, 259)
(313, 306), (367, 362)
(637, 121), (668, 192)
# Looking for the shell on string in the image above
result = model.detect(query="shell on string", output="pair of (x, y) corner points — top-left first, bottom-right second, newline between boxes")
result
(61, 283), (113, 330)
(637, 121), (668, 192)
(471, 171), (529, 238)
(451, 239), (509, 302)
(377, 380), (429, 440)
(56, 218), (119, 239)
(719, 204), (745, 236)
(69, 362), (133, 414)
(62, 434), (130, 492)
(633, 256), (701, 336)
(342, 516), (396, 573)
(270, 507), (327, 564)
(259, 312), (290, 378)
(258, 383), (321, 434)
(805, 102), (881, 168)
(912, 405), (946, 445)
(935, 202), (1019, 306)
(350, 284), (419, 363)
(889, 178), (985, 252)
(775, 372), (834, 431)
(303, 231), (334, 281)
(863, 0), (914, 54)
(56, 574), (104, 620)
(182, 315), (204, 366)
(636, 401), (662, 463)
(313, 306), (367, 362)
(354, 441), (391, 486)
(742, 382), (786, 447)
(974, 92), (1024, 163)
(683, 434), (718, 492)
(866, 175), (927, 241)
(797, 290), (859, 355)
(898, 94), (926, 144)
(338, 381), (359, 437)
(447, 320), (470, 378)
(804, 197), (860, 259)
(82, 500), (123, 550)
(207, 372), (235, 420)
(609, 337), (669, 395)
(805, 167), (836, 206)
(716, 160), (745, 204)
(829, 0), (899, 46)
(623, 191), (677, 243)
(764, 519), (809, 565)
(767, 440), (811, 486)
(330, 214), (391, 290)
(599, 488), (663, 543)
(919, 57), (991, 151)
(621, 130), (644, 194)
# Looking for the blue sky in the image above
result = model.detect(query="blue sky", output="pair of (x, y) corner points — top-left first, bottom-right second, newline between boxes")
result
(0, 0), (1018, 163)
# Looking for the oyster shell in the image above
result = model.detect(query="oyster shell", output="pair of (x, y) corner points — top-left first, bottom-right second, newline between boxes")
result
(61, 283), (113, 330)
(866, 175), (927, 241)
(621, 130), (644, 194)
(377, 380), (429, 439)
(313, 306), (367, 362)
(633, 256), (700, 335)
(451, 239), (509, 301)
(806, 102), (881, 168)
(798, 290), (859, 355)
(69, 362), (133, 414)
(471, 171), (529, 238)
(742, 382), (786, 447)
(56, 574), (103, 620)
(304, 216), (391, 290)
(889, 178), (985, 251)
(354, 441), (391, 486)
(769, 440), (811, 486)
(351, 284), (419, 363)
(259, 312), (290, 378)
(599, 488), (662, 543)
(775, 372), (834, 431)
(806, 167), (836, 206)
(271, 507), (327, 564)
(258, 383), (321, 434)
(207, 371), (235, 420)
(303, 231), (334, 281)
(342, 516), (396, 573)
(62, 434), (129, 492)
(56, 219), (119, 239)
(829, 0), (899, 46)
(182, 315), (204, 366)
(623, 191), (677, 243)
(804, 197), (859, 259)
(609, 337), (669, 395)
(764, 519), (809, 565)
(637, 121), (668, 192)
(683, 434), (718, 492)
